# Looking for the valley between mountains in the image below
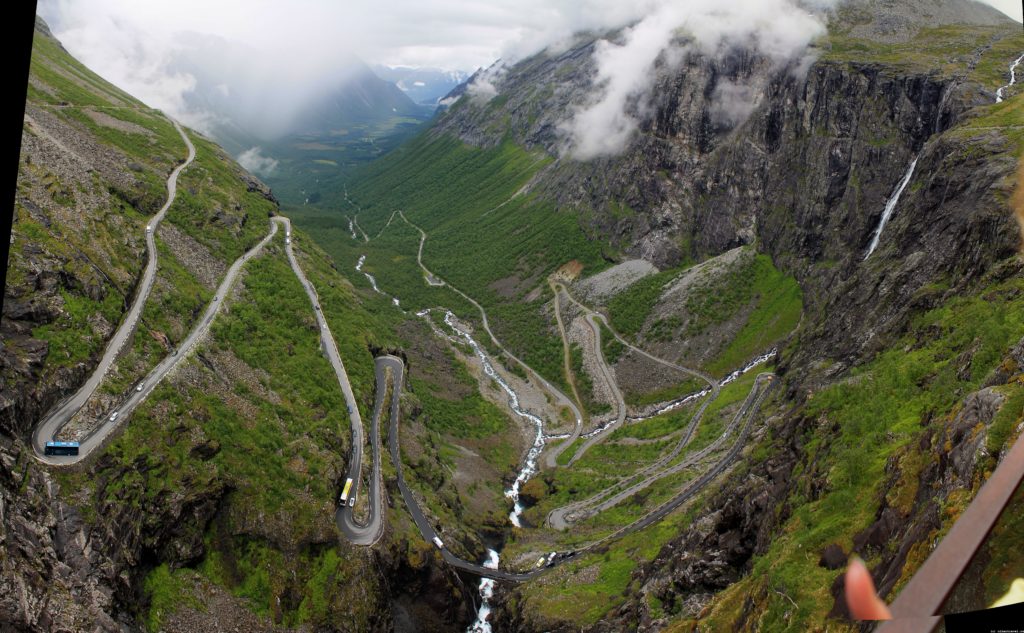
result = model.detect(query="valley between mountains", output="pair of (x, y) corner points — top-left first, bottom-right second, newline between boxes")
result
(4, 3), (1024, 632)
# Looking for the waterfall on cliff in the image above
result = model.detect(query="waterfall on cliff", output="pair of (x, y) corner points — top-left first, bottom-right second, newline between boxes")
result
(864, 157), (918, 260)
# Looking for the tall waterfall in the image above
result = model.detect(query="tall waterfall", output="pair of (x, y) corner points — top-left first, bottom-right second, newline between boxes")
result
(864, 157), (918, 260)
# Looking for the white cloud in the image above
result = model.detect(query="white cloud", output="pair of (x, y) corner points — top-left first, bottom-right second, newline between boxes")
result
(710, 80), (762, 128)
(38, 5), (199, 120)
(236, 147), (278, 176)
(38, 0), (621, 78)
(560, 0), (834, 160)
(466, 63), (505, 104)
(467, 78), (499, 103)
(33, 0), (1019, 155)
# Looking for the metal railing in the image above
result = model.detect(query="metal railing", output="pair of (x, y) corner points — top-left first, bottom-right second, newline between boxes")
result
(875, 430), (1024, 632)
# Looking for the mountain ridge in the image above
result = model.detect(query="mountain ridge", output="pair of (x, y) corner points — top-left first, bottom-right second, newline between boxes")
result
(325, 2), (1024, 628)
(5, 4), (1024, 632)
(3, 17), (483, 632)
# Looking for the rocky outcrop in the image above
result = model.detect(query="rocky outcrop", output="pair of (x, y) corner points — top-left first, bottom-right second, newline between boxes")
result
(0, 424), (231, 630)
(827, 385), (1009, 619)
(448, 6), (1020, 629)
(240, 171), (279, 206)
(434, 8), (1020, 383)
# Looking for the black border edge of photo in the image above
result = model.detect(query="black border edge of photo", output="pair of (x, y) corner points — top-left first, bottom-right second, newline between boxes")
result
(1, 0), (39, 311)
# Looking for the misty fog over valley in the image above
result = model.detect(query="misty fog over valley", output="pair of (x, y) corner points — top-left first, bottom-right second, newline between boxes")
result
(3, 1), (1024, 631)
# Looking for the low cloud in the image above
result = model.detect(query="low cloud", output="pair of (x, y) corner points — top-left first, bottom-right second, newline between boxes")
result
(561, 0), (836, 160)
(558, 17), (685, 160)
(709, 80), (761, 128)
(467, 78), (499, 103)
(466, 63), (505, 104)
(37, 0), (1016, 141)
(236, 147), (279, 176)
(36, 0), (852, 154)
(35, 0), (679, 136)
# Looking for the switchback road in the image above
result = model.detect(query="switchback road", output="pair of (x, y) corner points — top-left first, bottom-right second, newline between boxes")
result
(32, 120), (196, 463)
(564, 313), (626, 466)
(373, 350), (776, 580)
(554, 282), (718, 466)
(33, 217), (278, 463)
(551, 373), (774, 529)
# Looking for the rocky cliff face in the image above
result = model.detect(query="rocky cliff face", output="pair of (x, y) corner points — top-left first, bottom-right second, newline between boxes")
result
(434, 35), (1019, 378)
(0, 436), (230, 631)
(431, 3), (1022, 631)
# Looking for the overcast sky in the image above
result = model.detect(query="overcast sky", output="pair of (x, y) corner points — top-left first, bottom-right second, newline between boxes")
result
(985, 0), (1024, 21)
(38, 0), (665, 72)
(35, 0), (1023, 160)
(38, 0), (1022, 75)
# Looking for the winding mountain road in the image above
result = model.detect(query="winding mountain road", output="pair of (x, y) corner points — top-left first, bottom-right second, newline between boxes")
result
(30, 210), (377, 464)
(549, 281), (585, 411)
(543, 282), (587, 467)
(33, 221), (281, 463)
(376, 350), (776, 579)
(576, 373), (775, 553)
(374, 355), (539, 580)
(31, 120), (197, 463)
(353, 215), (780, 578)
(270, 218), (379, 544)
(376, 350), (774, 577)
(547, 284), (769, 529)
(551, 373), (774, 529)
(554, 283), (718, 466)
(396, 211), (583, 440)
(334, 352), (383, 545)
(28, 152), (369, 529)
(565, 313), (626, 466)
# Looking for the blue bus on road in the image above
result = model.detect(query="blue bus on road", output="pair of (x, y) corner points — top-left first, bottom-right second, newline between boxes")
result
(44, 441), (80, 456)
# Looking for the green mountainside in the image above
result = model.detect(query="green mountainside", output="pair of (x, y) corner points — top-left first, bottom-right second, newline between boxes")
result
(287, 1), (1024, 630)
(2, 17), (520, 632)
(4, 2), (1024, 632)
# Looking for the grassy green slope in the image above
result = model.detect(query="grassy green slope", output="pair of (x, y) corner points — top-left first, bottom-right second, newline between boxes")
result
(11, 34), (176, 379)
(677, 258), (1024, 631)
(15, 20), (514, 631)
(602, 250), (802, 380)
(823, 14), (1023, 92)
(291, 132), (611, 391)
(56, 233), (389, 630)
(11, 21), (275, 397)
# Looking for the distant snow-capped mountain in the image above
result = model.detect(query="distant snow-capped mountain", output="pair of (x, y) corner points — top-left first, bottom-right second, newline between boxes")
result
(372, 65), (472, 105)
